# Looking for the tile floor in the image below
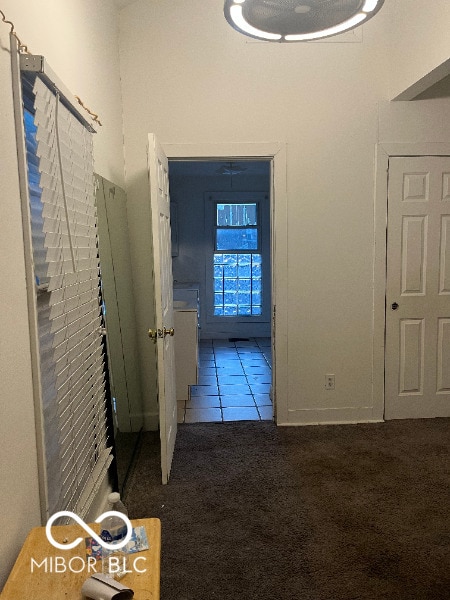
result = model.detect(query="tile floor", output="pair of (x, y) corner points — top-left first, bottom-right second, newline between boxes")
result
(178, 337), (273, 423)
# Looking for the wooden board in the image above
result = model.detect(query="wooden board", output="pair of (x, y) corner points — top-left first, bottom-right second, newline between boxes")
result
(1, 518), (160, 599)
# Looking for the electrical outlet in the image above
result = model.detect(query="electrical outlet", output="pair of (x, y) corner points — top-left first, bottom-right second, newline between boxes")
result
(325, 374), (335, 390)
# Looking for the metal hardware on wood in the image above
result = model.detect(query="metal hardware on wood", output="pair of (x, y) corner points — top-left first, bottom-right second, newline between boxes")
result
(148, 327), (174, 340)
(148, 329), (158, 342)
(391, 302), (399, 311)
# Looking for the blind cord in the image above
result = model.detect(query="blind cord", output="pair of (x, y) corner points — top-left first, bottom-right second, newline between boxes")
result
(55, 91), (77, 273)
(74, 96), (102, 127)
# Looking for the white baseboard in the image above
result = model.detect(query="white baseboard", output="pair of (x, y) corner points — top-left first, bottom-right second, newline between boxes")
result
(278, 406), (383, 426)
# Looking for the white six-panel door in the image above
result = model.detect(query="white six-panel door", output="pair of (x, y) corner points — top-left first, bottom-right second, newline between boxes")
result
(148, 133), (177, 483)
(385, 156), (450, 419)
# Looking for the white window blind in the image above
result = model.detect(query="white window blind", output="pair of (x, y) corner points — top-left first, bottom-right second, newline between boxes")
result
(21, 71), (112, 520)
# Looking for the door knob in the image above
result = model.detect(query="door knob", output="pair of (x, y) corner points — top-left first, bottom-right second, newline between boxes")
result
(148, 327), (174, 340)
(148, 329), (158, 342)
(391, 302), (399, 311)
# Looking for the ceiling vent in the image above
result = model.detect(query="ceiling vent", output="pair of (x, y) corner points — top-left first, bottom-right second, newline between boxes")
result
(224, 0), (385, 42)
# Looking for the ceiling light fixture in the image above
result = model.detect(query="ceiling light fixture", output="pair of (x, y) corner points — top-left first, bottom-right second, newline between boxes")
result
(224, 0), (385, 43)
(216, 162), (247, 176)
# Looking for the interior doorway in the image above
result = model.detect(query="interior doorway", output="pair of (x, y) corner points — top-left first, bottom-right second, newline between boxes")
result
(162, 140), (288, 425)
(168, 159), (273, 423)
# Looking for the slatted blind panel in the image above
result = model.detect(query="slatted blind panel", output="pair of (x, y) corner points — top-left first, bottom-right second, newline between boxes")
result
(22, 74), (112, 519)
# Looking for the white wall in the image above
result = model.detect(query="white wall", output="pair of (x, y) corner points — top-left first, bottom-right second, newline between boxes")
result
(1, 0), (450, 589)
(387, 0), (450, 100)
(0, 0), (124, 589)
(118, 0), (389, 425)
(118, 0), (450, 425)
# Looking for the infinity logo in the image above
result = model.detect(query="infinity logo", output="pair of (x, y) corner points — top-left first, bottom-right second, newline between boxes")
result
(46, 511), (133, 551)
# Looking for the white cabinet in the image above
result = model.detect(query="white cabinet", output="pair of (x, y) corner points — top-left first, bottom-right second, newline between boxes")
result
(174, 309), (198, 400)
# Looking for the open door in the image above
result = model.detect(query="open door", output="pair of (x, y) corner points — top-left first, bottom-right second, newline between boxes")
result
(147, 133), (177, 483)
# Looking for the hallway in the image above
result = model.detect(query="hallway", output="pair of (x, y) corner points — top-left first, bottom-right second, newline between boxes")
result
(177, 338), (273, 423)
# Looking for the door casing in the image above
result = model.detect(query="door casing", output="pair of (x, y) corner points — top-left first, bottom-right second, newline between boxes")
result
(163, 142), (288, 424)
(373, 143), (450, 420)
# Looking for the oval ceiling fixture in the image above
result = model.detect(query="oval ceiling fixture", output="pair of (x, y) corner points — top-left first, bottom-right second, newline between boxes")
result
(223, 0), (385, 42)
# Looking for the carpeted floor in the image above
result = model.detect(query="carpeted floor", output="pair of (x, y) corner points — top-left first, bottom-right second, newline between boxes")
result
(125, 419), (450, 600)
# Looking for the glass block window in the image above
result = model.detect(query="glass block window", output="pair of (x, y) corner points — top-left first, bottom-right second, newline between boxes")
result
(213, 201), (263, 318)
(213, 253), (262, 316)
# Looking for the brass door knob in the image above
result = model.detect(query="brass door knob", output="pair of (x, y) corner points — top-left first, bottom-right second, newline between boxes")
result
(148, 329), (158, 341)
(163, 327), (175, 337)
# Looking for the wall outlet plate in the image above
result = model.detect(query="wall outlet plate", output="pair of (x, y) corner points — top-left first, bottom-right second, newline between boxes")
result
(325, 374), (335, 390)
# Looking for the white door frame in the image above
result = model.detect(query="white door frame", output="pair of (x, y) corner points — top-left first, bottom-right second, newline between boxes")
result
(162, 142), (288, 424)
(373, 142), (450, 420)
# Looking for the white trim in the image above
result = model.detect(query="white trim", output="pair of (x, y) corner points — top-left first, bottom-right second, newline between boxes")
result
(10, 35), (48, 524)
(377, 142), (450, 157)
(162, 142), (288, 425)
(282, 407), (382, 426)
(373, 142), (450, 423)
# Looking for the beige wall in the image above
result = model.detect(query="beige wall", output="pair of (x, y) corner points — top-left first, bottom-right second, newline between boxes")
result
(118, 0), (388, 425)
(2, 0), (450, 589)
(0, 39), (40, 590)
(0, 0), (124, 589)
(118, 0), (450, 425)
(387, 0), (450, 99)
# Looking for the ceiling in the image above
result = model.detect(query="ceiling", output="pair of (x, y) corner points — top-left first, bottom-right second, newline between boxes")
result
(113, 2), (448, 99)
(114, 0), (139, 10)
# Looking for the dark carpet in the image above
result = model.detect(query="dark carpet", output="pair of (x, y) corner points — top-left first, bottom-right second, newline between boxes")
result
(125, 419), (450, 600)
